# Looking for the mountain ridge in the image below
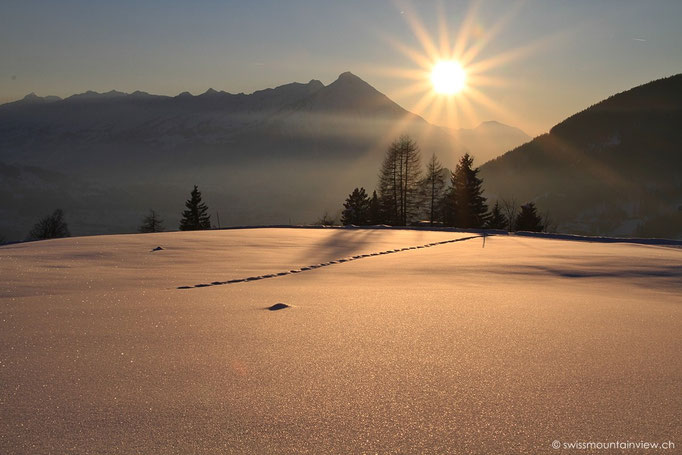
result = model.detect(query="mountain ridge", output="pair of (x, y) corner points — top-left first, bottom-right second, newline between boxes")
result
(480, 73), (682, 238)
(0, 71), (532, 240)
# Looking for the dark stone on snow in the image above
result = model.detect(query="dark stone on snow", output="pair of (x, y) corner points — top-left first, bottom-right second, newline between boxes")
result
(267, 303), (290, 311)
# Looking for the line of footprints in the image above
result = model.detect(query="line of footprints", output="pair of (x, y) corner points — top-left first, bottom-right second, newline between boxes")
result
(177, 234), (483, 290)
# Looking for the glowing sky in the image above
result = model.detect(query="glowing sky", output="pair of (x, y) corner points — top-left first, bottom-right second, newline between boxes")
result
(1, 0), (681, 135)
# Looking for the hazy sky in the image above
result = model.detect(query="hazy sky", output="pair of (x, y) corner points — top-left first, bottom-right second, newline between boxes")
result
(1, 0), (681, 135)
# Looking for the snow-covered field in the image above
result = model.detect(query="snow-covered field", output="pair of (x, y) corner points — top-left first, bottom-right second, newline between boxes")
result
(1, 228), (680, 454)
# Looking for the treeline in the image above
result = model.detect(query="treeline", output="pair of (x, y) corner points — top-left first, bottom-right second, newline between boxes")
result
(19, 185), (214, 241)
(340, 135), (547, 232)
(14, 135), (549, 242)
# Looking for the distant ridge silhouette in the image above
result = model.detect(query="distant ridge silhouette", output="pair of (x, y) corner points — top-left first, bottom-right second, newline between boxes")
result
(480, 74), (682, 238)
(0, 71), (531, 240)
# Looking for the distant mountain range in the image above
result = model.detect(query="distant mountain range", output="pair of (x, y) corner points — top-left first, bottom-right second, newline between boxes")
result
(480, 74), (682, 238)
(0, 72), (528, 240)
(3, 72), (678, 240)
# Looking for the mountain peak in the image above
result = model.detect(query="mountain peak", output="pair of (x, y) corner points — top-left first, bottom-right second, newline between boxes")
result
(202, 88), (219, 96)
(327, 71), (376, 92)
(477, 120), (503, 127)
(335, 71), (363, 83)
(17, 92), (62, 104)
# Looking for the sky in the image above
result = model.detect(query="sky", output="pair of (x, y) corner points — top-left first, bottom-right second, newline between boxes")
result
(1, 0), (681, 135)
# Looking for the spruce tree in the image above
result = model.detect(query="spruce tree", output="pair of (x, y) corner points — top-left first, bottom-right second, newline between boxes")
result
(486, 201), (508, 230)
(515, 202), (544, 232)
(444, 153), (488, 228)
(139, 209), (165, 233)
(368, 190), (381, 225)
(422, 153), (446, 225)
(341, 187), (370, 225)
(179, 185), (211, 231)
(27, 209), (70, 240)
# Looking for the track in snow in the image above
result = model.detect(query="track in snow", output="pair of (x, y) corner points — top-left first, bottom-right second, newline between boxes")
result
(177, 235), (484, 289)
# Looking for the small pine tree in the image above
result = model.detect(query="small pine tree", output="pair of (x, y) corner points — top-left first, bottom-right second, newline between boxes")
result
(443, 153), (488, 228)
(486, 201), (508, 230)
(27, 209), (70, 240)
(515, 202), (544, 232)
(341, 187), (371, 225)
(139, 209), (165, 233)
(368, 190), (381, 225)
(179, 185), (211, 231)
(422, 153), (446, 225)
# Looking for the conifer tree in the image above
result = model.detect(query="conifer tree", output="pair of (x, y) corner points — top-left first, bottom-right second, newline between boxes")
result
(341, 187), (370, 225)
(27, 209), (70, 240)
(422, 153), (446, 224)
(443, 153), (488, 228)
(515, 202), (544, 232)
(179, 185), (211, 231)
(486, 201), (508, 230)
(368, 190), (381, 225)
(139, 209), (165, 233)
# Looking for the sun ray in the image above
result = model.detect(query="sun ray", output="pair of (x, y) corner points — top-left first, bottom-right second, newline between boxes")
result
(364, 89), (439, 163)
(451, 1), (480, 60)
(386, 80), (434, 101)
(465, 74), (513, 88)
(464, 85), (517, 123)
(396, 0), (441, 62)
(456, 92), (479, 128)
(379, 32), (434, 70)
(364, 66), (430, 81)
(425, 93), (445, 127)
(380, 0), (557, 133)
(436, 1), (451, 59)
(466, 26), (573, 75)
(459, 0), (525, 66)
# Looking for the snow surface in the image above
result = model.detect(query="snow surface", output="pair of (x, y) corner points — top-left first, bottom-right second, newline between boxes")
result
(1, 228), (680, 454)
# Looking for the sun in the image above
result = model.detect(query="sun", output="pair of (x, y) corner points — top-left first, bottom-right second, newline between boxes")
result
(431, 60), (466, 95)
(372, 1), (545, 133)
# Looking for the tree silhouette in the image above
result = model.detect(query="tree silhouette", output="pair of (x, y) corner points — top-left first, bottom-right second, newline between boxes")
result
(179, 185), (211, 231)
(368, 190), (381, 225)
(486, 201), (508, 230)
(27, 209), (70, 240)
(377, 135), (422, 225)
(316, 211), (337, 226)
(341, 187), (371, 225)
(515, 202), (544, 232)
(443, 153), (488, 228)
(501, 198), (519, 232)
(422, 153), (446, 225)
(139, 209), (165, 233)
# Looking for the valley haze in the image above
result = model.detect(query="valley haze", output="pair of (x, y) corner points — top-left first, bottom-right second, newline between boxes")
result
(0, 72), (530, 241)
